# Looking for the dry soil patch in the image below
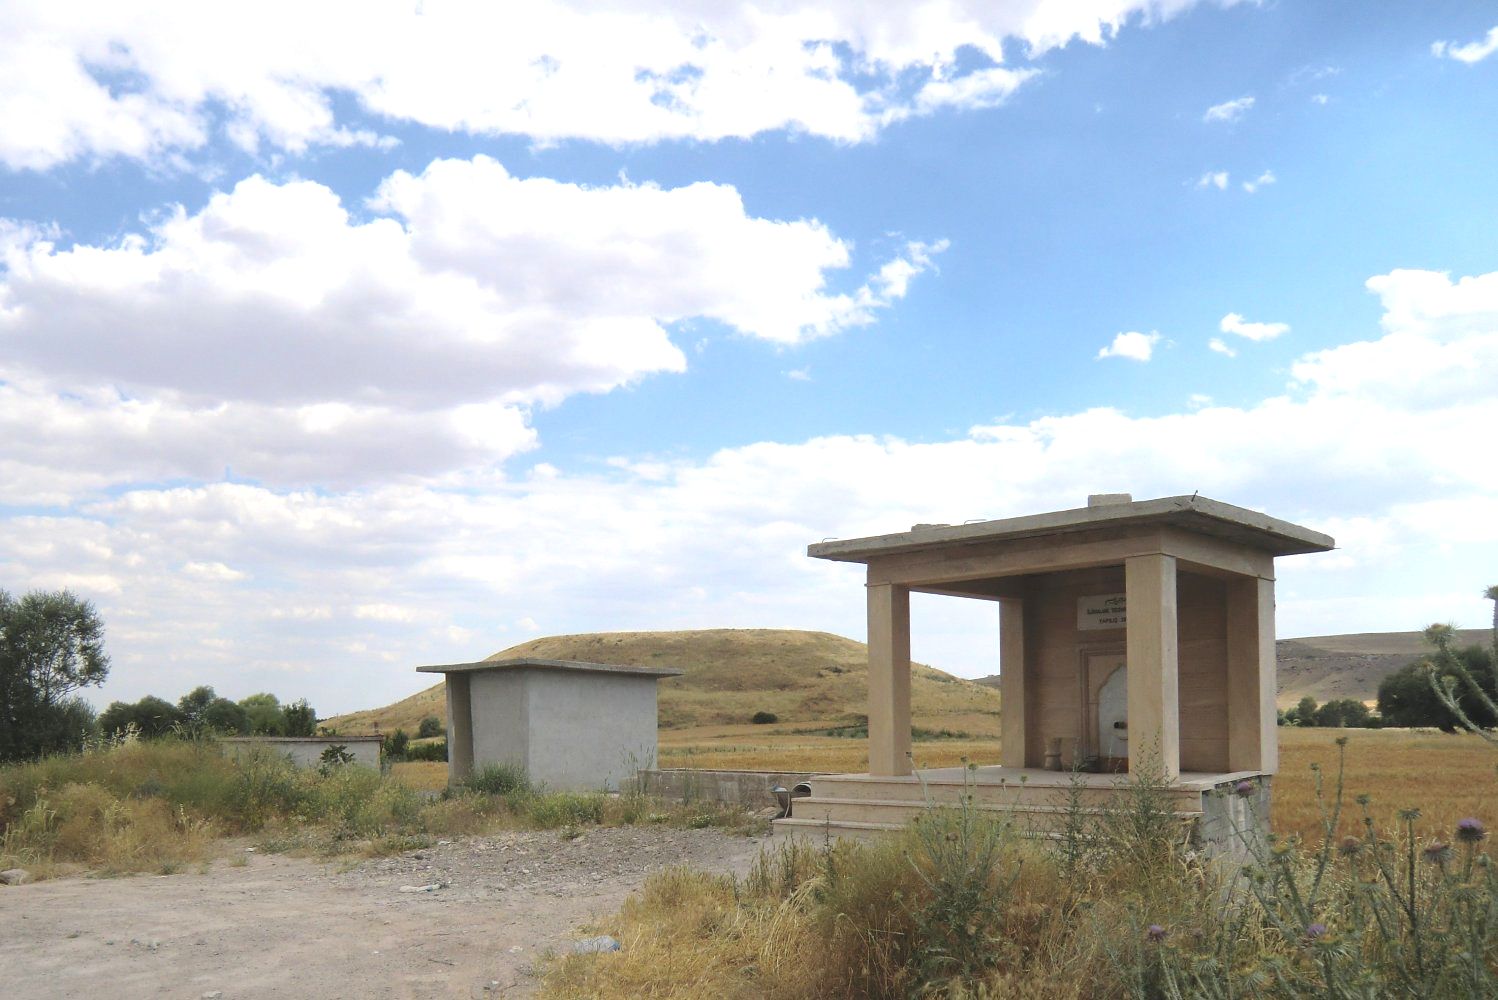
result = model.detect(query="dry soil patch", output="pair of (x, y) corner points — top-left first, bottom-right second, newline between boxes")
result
(1, 826), (763, 999)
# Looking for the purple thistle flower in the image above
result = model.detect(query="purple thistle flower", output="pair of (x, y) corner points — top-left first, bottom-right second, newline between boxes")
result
(1457, 818), (1487, 844)
(1424, 842), (1453, 864)
(1304, 923), (1327, 941)
(1147, 924), (1167, 943)
(1338, 836), (1361, 857)
(1233, 780), (1255, 798)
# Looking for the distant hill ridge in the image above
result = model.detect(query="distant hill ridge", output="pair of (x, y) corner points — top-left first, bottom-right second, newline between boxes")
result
(325, 628), (1000, 735)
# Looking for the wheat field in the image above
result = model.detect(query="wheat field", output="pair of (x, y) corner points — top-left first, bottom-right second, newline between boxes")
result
(395, 724), (1498, 843)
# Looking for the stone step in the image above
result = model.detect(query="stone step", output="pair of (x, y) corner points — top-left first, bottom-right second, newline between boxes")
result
(804, 775), (1206, 810)
(771, 817), (906, 843)
(790, 796), (1201, 833)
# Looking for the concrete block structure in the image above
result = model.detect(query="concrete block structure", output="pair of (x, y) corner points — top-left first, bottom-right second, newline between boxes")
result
(773, 493), (1334, 851)
(220, 735), (383, 769)
(417, 658), (683, 792)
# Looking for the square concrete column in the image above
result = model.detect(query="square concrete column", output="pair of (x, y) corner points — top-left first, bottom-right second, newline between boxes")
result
(867, 581), (913, 777)
(999, 598), (1027, 769)
(1125, 554), (1180, 781)
(445, 670), (474, 784)
(1226, 575), (1278, 774)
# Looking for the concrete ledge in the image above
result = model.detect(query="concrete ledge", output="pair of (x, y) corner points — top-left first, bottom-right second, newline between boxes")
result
(636, 768), (824, 810)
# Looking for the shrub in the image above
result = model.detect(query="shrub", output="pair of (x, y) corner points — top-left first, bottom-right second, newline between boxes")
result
(464, 761), (530, 796)
(382, 729), (410, 760)
(416, 716), (444, 739)
(750, 711), (778, 724)
(522, 791), (606, 829)
(404, 739), (447, 762)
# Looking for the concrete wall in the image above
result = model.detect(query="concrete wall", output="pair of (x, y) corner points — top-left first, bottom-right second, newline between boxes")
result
(637, 769), (821, 810)
(1021, 564), (1230, 772)
(457, 666), (663, 792)
(524, 669), (659, 791)
(469, 669), (528, 773)
(220, 737), (382, 769)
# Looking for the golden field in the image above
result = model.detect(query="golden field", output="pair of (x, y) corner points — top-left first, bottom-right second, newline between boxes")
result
(660, 724), (1497, 843)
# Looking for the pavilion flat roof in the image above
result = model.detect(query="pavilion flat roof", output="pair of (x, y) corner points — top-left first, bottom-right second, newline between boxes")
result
(807, 494), (1335, 564)
(416, 657), (684, 679)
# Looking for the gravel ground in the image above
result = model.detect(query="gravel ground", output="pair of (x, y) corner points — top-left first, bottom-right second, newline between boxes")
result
(0, 825), (766, 1000)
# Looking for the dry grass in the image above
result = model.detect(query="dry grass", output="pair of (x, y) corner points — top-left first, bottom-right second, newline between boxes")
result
(389, 760), (448, 792)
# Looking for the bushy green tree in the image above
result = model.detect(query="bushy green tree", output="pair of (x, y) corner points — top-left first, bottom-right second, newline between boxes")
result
(0, 589), (110, 761)
(1312, 697), (1373, 728)
(1378, 634), (1496, 730)
(384, 728), (410, 759)
(417, 715), (443, 739)
(239, 692), (285, 735)
(1283, 695), (1319, 726)
(203, 697), (250, 734)
(282, 698), (316, 737)
(98, 694), (181, 738)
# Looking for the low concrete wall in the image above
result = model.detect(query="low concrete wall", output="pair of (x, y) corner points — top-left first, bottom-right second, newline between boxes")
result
(636, 768), (824, 811)
(220, 736), (383, 769)
(1193, 774), (1271, 860)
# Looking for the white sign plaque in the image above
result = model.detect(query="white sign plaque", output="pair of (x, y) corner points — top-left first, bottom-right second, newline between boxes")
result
(1077, 593), (1127, 631)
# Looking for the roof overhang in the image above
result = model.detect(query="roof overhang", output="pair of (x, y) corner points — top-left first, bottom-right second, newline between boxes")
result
(808, 495), (1334, 565)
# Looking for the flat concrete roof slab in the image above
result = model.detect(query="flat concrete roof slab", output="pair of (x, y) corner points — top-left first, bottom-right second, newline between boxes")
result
(416, 657), (684, 678)
(808, 494), (1334, 563)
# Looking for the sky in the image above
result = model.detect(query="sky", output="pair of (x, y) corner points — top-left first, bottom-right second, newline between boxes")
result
(1, 1), (1496, 717)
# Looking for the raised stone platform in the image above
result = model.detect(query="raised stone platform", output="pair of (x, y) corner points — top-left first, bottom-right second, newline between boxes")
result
(772, 765), (1269, 856)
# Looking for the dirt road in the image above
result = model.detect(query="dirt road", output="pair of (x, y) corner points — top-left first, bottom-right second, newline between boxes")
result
(1, 826), (764, 999)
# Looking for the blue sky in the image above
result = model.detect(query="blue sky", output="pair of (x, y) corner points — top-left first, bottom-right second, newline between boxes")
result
(1, 1), (1495, 715)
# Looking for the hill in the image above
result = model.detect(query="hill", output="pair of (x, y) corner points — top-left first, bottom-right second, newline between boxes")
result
(324, 628), (1001, 735)
(972, 629), (1492, 707)
(1274, 629), (1488, 708)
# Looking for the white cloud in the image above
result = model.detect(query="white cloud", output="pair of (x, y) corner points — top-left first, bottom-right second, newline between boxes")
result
(1433, 26), (1498, 64)
(1311, 93), (1330, 106)
(1196, 170), (1229, 190)
(11, 256), (1495, 703)
(1208, 337), (1237, 357)
(1220, 312), (1290, 342)
(1242, 169), (1276, 193)
(786, 368), (812, 382)
(1096, 330), (1162, 361)
(1203, 95), (1255, 123)
(0, 158), (939, 496)
(0, 1), (1223, 170)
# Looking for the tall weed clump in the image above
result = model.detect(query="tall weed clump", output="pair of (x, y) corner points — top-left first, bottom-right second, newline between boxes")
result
(544, 740), (1498, 999)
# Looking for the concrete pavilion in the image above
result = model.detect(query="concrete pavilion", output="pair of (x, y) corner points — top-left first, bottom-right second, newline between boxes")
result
(772, 493), (1334, 844)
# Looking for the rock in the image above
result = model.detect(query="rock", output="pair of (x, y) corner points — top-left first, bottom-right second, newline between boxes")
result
(570, 935), (621, 955)
(202, 992), (224, 999)
(0, 868), (32, 886)
(398, 883), (442, 893)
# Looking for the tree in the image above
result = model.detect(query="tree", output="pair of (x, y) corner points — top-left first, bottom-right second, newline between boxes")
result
(177, 685), (218, 735)
(1313, 698), (1372, 728)
(239, 693), (285, 735)
(417, 715), (444, 739)
(1378, 626), (1497, 731)
(203, 697), (250, 735)
(98, 695), (182, 738)
(1283, 695), (1319, 726)
(282, 699), (316, 737)
(384, 728), (410, 759)
(0, 589), (111, 761)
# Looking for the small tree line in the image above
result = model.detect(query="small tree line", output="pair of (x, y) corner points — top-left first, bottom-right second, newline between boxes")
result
(98, 686), (318, 739)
